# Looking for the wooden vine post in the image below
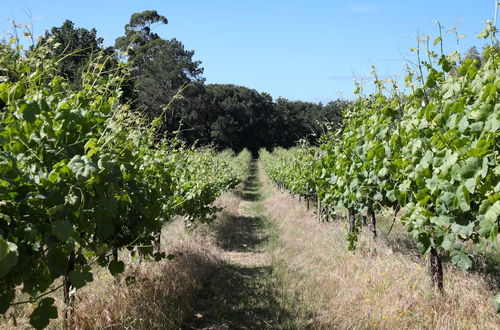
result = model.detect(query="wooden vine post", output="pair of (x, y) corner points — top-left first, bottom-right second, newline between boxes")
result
(429, 247), (444, 293)
(369, 207), (377, 238)
(348, 208), (356, 233)
(63, 252), (75, 330)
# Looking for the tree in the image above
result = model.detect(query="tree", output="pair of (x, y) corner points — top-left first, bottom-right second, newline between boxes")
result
(181, 84), (273, 152)
(115, 10), (168, 60)
(115, 11), (204, 135)
(134, 38), (204, 129)
(270, 98), (344, 148)
(40, 20), (113, 86)
(177, 85), (347, 152)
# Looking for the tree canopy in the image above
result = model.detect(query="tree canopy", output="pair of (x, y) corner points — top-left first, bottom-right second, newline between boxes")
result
(40, 20), (114, 87)
(115, 10), (168, 60)
(36, 10), (347, 152)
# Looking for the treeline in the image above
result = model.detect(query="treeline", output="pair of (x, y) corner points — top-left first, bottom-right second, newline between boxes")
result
(36, 10), (345, 151)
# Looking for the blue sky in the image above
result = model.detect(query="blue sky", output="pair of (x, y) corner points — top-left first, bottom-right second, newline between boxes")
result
(1, 1), (496, 102)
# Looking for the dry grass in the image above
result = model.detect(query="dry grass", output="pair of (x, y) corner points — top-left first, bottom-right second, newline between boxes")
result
(198, 191), (250, 249)
(0, 191), (246, 330)
(3, 172), (499, 329)
(260, 167), (500, 330)
(74, 241), (220, 329)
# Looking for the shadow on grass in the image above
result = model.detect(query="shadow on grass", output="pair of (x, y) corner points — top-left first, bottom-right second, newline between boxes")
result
(377, 215), (500, 291)
(470, 251), (500, 291)
(216, 214), (268, 252)
(234, 160), (262, 202)
(185, 262), (292, 329)
(382, 235), (421, 260)
(184, 160), (299, 329)
(186, 212), (290, 329)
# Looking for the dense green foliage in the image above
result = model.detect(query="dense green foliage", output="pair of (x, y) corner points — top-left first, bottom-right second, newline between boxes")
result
(114, 10), (347, 150)
(0, 32), (248, 328)
(39, 20), (116, 88)
(114, 10), (205, 134)
(183, 84), (274, 151)
(41, 12), (345, 151)
(260, 146), (318, 199)
(179, 85), (345, 152)
(261, 23), (499, 306)
(4, 7), (497, 326)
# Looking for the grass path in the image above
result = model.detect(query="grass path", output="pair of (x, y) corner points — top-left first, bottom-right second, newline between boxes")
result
(184, 160), (291, 329)
(184, 160), (500, 330)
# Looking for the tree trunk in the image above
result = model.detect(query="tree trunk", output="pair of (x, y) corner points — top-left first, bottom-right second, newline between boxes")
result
(306, 198), (310, 211)
(348, 208), (356, 233)
(63, 252), (75, 330)
(369, 208), (377, 238)
(429, 247), (444, 293)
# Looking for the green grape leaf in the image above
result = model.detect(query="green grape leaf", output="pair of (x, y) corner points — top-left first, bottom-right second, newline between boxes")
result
(430, 215), (452, 226)
(47, 247), (68, 278)
(484, 201), (500, 223)
(464, 177), (476, 194)
(96, 221), (114, 240)
(416, 232), (431, 255)
(17, 100), (40, 123)
(441, 236), (453, 251)
(108, 259), (125, 276)
(52, 220), (73, 241)
(439, 55), (453, 72)
(456, 185), (471, 212)
(0, 242), (18, 278)
(0, 236), (8, 260)
(451, 250), (472, 271)
(460, 157), (480, 179)
(154, 252), (166, 261)
(68, 155), (98, 181)
(477, 28), (489, 39)
(479, 219), (493, 238)
(29, 297), (58, 330)
(439, 191), (455, 207)
(68, 265), (93, 289)
(493, 295), (500, 313)
(0, 289), (14, 314)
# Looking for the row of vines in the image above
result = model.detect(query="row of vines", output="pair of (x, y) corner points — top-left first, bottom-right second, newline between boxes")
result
(260, 22), (499, 310)
(0, 33), (251, 328)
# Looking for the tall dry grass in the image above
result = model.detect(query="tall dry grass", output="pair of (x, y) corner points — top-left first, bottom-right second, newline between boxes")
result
(261, 167), (500, 330)
(74, 242), (220, 329)
(0, 191), (245, 330)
